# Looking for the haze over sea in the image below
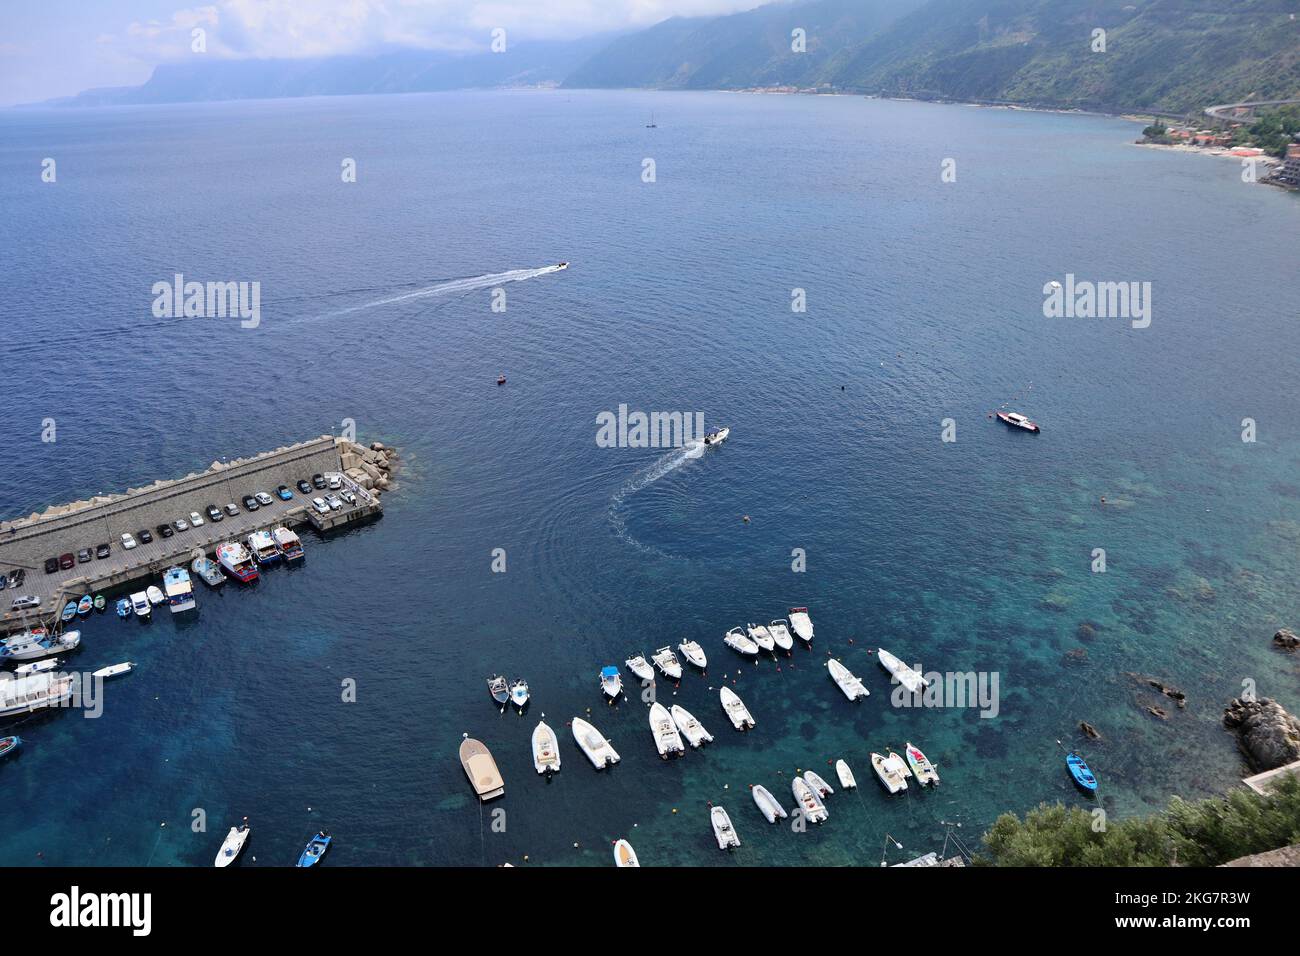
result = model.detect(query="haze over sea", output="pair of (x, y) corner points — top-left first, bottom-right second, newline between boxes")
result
(0, 90), (1297, 866)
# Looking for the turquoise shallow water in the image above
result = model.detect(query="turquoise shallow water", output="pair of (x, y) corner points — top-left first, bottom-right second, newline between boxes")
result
(0, 90), (1297, 866)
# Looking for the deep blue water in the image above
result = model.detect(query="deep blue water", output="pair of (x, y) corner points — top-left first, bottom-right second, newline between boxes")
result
(1, 90), (1297, 867)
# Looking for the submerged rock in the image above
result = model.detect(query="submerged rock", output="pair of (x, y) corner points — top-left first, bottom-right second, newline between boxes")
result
(1223, 698), (1300, 772)
(1080, 721), (1102, 739)
(1274, 628), (1299, 651)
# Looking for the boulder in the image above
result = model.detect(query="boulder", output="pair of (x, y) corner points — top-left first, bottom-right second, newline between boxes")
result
(1080, 721), (1101, 739)
(1274, 629), (1299, 651)
(371, 441), (386, 452)
(1223, 698), (1300, 772)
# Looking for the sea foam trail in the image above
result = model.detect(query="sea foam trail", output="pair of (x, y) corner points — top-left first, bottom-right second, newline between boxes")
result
(607, 441), (706, 559)
(329, 265), (564, 316)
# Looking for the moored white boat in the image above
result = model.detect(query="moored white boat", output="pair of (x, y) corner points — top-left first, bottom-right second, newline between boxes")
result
(670, 704), (713, 748)
(788, 607), (814, 643)
(599, 666), (623, 700)
(130, 591), (151, 617)
(162, 566), (196, 613)
(145, 585), (165, 606)
(532, 720), (561, 774)
(648, 702), (684, 758)
(719, 687), (755, 730)
(192, 557), (225, 587)
(723, 626), (759, 657)
(459, 736), (505, 802)
(791, 776), (828, 823)
(651, 646), (682, 680)
(768, 619), (794, 651)
(0, 628), (80, 662)
(92, 661), (135, 679)
(804, 770), (834, 799)
(996, 410), (1040, 433)
(835, 759), (857, 790)
(710, 806), (740, 849)
(571, 717), (620, 769)
(751, 785), (787, 823)
(904, 742), (939, 786)
(510, 678), (530, 709)
(871, 751), (909, 794)
(271, 526), (304, 562)
(625, 654), (654, 683)
(826, 658), (869, 701)
(613, 839), (639, 867)
(14, 657), (60, 677)
(216, 541), (258, 583)
(745, 623), (775, 652)
(214, 821), (250, 867)
(876, 648), (928, 694)
(0, 671), (75, 717)
(677, 640), (707, 669)
(246, 530), (280, 565)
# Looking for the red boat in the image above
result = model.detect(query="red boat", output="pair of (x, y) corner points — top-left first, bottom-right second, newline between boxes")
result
(996, 411), (1040, 433)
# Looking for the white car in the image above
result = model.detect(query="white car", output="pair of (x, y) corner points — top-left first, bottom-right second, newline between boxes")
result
(189, 511), (204, 527)
(311, 497), (329, 515)
(340, 489), (356, 505)
(121, 532), (137, 550)
(255, 491), (274, 506)
(327, 474), (342, 490)
(325, 494), (343, 511)
(173, 518), (188, 531)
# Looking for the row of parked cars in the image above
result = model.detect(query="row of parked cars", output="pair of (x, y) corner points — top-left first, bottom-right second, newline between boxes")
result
(38, 473), (352, 576)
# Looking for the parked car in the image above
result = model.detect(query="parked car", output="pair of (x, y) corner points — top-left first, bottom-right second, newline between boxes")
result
(206, 505), (223, 522)
(77, 548), (92, 563)
(10, 569), (23, 587)
(242, 495), (259, 511)
(312, 473), (327, 490)
(311, 497), (330, 515)
(255, 491), (274, 506)
(296, 480), (312, 495)
(120, 533), (137, 551)
(340, 490), (357, 505)
(44, 557), (60, 574)
(189, 511), (205, 527)
(96, 543), (111, 559)
(224, 503), (239, 517)
(277, 485), (293, 501)
(173, 518), (188, 532)
(327, 474), (343, 490)
(325, 494), (343, 511)
(10, 595), (40, 611)
(138, 529), (153, 544)
(59, 552), (75, 569)
(156, 523), (174, 539)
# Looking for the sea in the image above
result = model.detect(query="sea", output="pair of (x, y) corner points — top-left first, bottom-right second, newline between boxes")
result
(0, 89), (1297, 867)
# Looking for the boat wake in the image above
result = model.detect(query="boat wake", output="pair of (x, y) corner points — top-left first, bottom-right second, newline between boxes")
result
(607, 441), (706, 559)
(327, 264), (566, 317)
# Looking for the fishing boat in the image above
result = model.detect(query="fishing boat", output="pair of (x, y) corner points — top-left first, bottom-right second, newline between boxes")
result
(876, 648), (928, 694)
(719, 687), (755, 730)
(651, 646), (682, 679)
(93, 595), (106, 612)
(804, 770), (834, 799)
(904, 742), (939, 786)
(826, 658), (869, 701)
(60, 601), (77, 623)
(191, 557), (226, 587)
(677, 640), (707, 669)
(146, 585), (165, 606)
(510, 678), (530, 709)
(871, 752), (909, 794)
(130, 591), (151, 618)
(459, 736), (505, 801)
(791, 777), (828, 823)
(702, 426), (729, 447)
(215, 821), (250, 867)
(0, 736), (20, 759)
(745, 623), (775, 652)
(0, 628), (80, 662)
(788, 607), (814, 643)
(162, 566), (196, 614)
(613, 839), (639, 867)
(0, 672), (75, 718)
(272, 526), (304, 562)
(670, 704), (713, 748)
(1067, 752), (1097, 792)
(75, 595), (92, 616)
(599, 665), (623, 700)
(531, 720), (561, 774)
(997, 410), (1040, 433)
(14, 657), (60, 677)
(723, 626), (759, 657)
(92, 661), (135, 679)
(752, 785), (787, 823)
(245, 530), (280, 566)
(624, 654), (654, 683)
(711, 806), (740, 849)
(835, 759), (857, 790)
(768, 619), (794, 651)
(648, 702), (684, 758)
(571, 717), (620, 768)
(296, 830), (331, 868)
(216, 541), (258, 583)
(486, 675), (509, 706)
(115, 597), (131, 617)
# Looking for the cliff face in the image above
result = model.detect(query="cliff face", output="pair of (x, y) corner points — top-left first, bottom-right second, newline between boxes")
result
(1224, 697), (1300, 772)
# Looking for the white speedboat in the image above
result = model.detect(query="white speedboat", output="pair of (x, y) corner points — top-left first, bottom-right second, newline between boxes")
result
(613, 839), (639, 867)
(510, 678), (530, 709)
(996, 410), (1040, 433)
(904, 742), (939, 786)
(835, 759), (857, 790)
(532, 720), (561, 774)
(14, 657), (60, 677)
(826, 658), (869, 701)
(788, 607), (814, 643)
(768, 619), (794, 651)
(554, 261), (570, 271)
(648, 702), (684, 758)
(92, 662), (135, 680)
(677, 640), (707, 669)
(145, 585), (165, 606)
(711, 806), (740, 849)
(599, 666), (623, 700)
(651, 646), (682, 680)
(0, 672), (75, 717)
(791, 777), (828, 823)
(571, 717), (620, 769)
(871, 752), (909, 794)
(625, 654), (654, 683)
(214, 821), (250, 867)
(670, 704), (713, 748)
(752, 785), (787, 823)
(745, 623), (775, 652)
(804, 770), (834, 799)
(702, 426), (729, 446)
(876, 648), (928, 694)
(719, 687), (755, 730)
(130, 591), (151, 618)
(723, 626), (759, 657)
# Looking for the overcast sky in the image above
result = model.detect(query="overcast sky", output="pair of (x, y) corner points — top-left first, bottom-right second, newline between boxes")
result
(0, 0), (768, 107)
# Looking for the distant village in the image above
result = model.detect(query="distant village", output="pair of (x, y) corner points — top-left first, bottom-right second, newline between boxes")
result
(1139, 109), (1300, 190)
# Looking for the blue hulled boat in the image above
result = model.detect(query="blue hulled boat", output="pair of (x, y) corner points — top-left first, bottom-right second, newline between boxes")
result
(296, 830), (331, 867)
(1066, 752), (1097, 792)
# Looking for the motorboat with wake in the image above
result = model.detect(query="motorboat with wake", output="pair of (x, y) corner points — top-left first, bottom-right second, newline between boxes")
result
(876, 647), (928, 694)
(272, 526), (304, 562)
(768, 619), (794, 651)
(571, 717), (620, 768)
(871, 752), (909, 794)
(788, 607), (814, 643)
(192, 556), (225, 587)
(459, 736), (505, 801)
(599, 666), (623, 700)
(745, 623), (775, 653)
(670, 705), (713, 748)
(904, 742), (939, 786)
(0, 628), (80, 662)
(651, 646), (682, 680)
(835, 759), (857, 790)
(297, 830), (331, 868)
(554, 261), (569, 271)
(752, 785), (787, 823)
(719, 687), (755, 730)
(804, 770), (834, 799)
(826, 658), (869, 701)
(216, 541), (258, 583)
(487, 675), (510, 707)
(532, 720), (561, 774)
(625, 654), (654, 683)
(791, 777), (828, 823)
(510, 679), (530, 709)
(710, 806), (740, 849)
(613, 839), (639, 867)
(723, 626), (759, 657)
(648, 702), (684, 758)
(677, 640), (707, 669)
(162, 566), (196, 613)
(702, 426), (729, 447)
(215, 820), (250, 867)
(997, 410), (1040, 433)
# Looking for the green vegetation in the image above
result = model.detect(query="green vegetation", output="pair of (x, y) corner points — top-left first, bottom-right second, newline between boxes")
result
(1233, 105), (1300, 157)
(979, 774), (1300, 866)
